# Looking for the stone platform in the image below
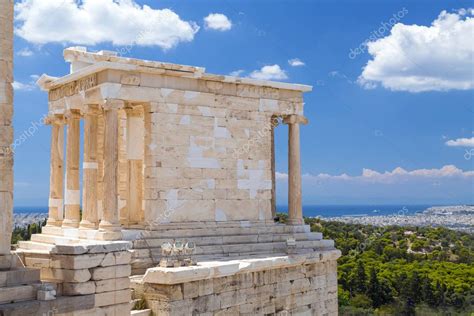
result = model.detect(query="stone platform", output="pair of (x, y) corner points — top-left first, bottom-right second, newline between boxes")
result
(18, 221), (335, 275)
(14, 240), (133, 316)
(131, 251), (340, 315)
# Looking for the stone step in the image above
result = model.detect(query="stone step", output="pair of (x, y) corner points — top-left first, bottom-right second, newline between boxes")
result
(130, 239), (334, 260)
(0, 268), (41, 287)
(0, 284), (38, 304)
(134, 225), (312, 239)
(131, 309), (151, 316)
(18, 241), (55, 252)
(31, 233), (81, 245)
(131, 232), (321, 249)
(133, 233), (322, 249)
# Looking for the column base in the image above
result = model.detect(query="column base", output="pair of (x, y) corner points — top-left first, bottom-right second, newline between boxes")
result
(98, 221), (122, 240)
(287, 218), (304, 225)
(95, 231), (123, 241)
(46, 219), (63, 227)
(62, 219), (80, 228)
(79, 220), (98, 230)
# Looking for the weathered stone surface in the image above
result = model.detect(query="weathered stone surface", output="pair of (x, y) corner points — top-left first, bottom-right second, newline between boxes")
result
(90, 264), (131, 281)
(0, 268), (40, 287)
(0, 293), (95, 316)
(41, 267), (92, 283)
(94, 277), (130, 293)
(51, 253), (105, 269)
(0, 284), (36, 304)
(139, 258), (339, 316)
(94, 289), (131, 307)
(62, 281), (96, 295)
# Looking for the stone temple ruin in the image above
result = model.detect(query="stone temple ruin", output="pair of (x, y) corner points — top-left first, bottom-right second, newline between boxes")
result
(0, 1), (340, 314)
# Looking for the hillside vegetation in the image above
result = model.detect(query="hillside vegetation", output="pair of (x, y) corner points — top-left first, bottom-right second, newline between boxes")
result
(306, 217), (474, 315)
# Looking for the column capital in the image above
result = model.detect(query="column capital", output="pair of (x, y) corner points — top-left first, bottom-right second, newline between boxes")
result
(44, 114), (66, 126)
(80, 104), (101, 116)
(282, 114), (308, 125)
(124, 106), (142, 117)
(64, 109), (81, 120)
(101, 99), (125, 111)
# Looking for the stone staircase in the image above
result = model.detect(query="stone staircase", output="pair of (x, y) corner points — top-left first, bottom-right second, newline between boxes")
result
(17, 221), (334, 275)
(124, 221), (334, 274)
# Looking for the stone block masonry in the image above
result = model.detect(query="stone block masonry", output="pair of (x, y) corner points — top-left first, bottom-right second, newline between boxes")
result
(135, 254), (339, 316)
(16, 241), (133, 315)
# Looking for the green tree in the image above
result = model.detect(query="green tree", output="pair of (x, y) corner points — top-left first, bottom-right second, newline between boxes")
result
(367, 267), (383, 308)
(421, 276), (436, 307)
(353, 260), (367, 294)
(409, 271), (422, 303)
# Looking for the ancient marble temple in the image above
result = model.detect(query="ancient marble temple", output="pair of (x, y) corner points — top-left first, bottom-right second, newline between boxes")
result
(36, 47), (311, 238)
(6, 46), (340, 315)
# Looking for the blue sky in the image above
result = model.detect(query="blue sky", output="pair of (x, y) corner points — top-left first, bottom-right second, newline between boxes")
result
(10, 0), (474, 206)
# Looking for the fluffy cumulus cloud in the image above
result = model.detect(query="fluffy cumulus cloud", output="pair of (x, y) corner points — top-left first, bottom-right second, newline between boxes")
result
(445, 137), (474, 147)
(14, 0), (199, 50)
(277, 165), (474, 184)
(276, 165), (474, 204)
(249, 65), (288, 81)
(358, 9), (474, 92)
(288, 58), (305, 67)
(204, 13), (232, 31)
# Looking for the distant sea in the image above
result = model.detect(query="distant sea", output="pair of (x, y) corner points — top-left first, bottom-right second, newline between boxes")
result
(14, 205), (434, 217)
(278, 204), (434, 218)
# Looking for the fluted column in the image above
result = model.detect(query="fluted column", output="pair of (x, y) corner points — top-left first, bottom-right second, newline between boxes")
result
(98, 100), (124, 240)
(80, 106), (99, 229)
(46, 116), (65, 227)
(62, 110), (81, 228)
(125, 107), (144, 226)
(0, 0), (14, 259)
(284, 115), (308, 225)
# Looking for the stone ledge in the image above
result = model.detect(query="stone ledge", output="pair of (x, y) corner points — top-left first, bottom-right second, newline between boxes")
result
(142, 249), (341, 285)
(0, 293), (94, 316)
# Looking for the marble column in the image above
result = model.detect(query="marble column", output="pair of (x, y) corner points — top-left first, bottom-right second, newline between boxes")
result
(80, 106), (99, 229)
(46, 116), (65, 227)
(284, 115), (308, 225)
(271, 118), (277, 218)
(125, 107), (144, 226)
(0, 0), (14, 261)
(62, 110), (81, 228)
(98, 100), (124, 240)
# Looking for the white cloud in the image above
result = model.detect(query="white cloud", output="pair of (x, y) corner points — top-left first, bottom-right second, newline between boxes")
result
(229, 69), (245, 77)
(277, 165), (474, 184)
(358, 9), (474, 92)
(12, 74), (39, 91)
(275, 172), (288, 180)
(14, 0), (199, 50)
(445, 137), (474, 147)
(249, 65), (288, 81)
(204, 13), (232, 31)
(329, 70), (353, 84)
(12, 81), (35, 91)
(288, 58), (305, 67)
(17, 47), (33, 57)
